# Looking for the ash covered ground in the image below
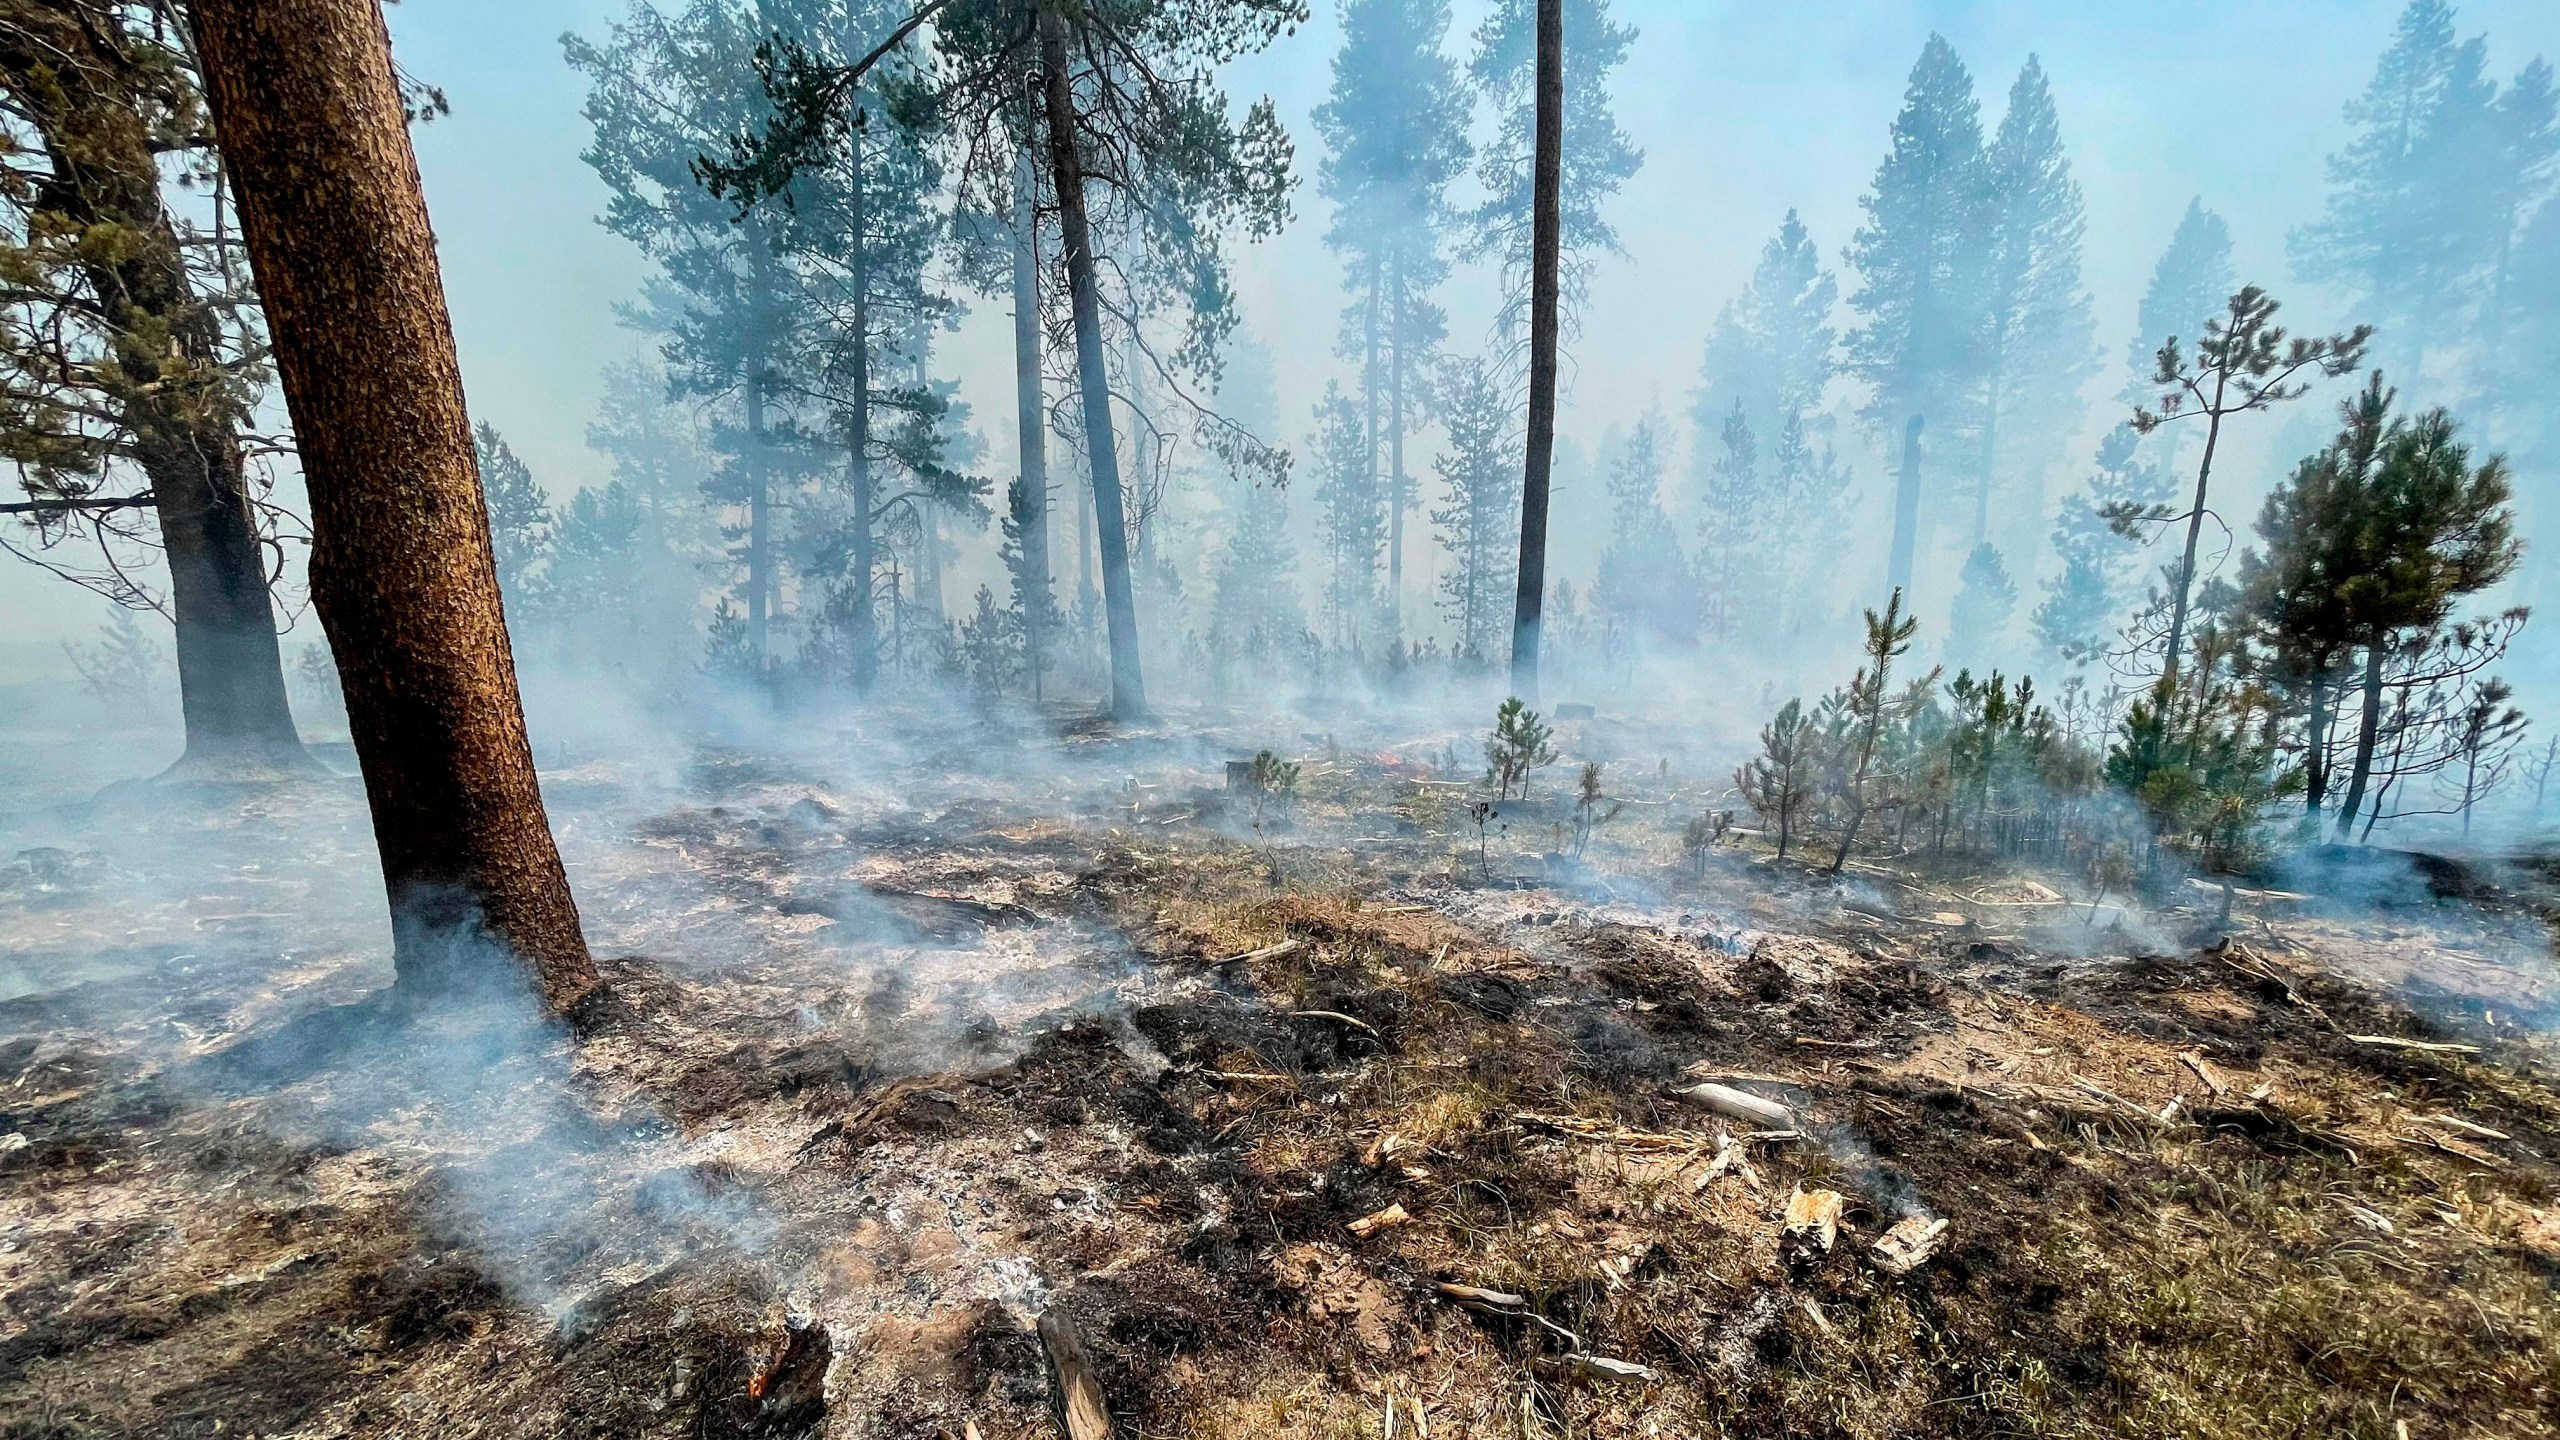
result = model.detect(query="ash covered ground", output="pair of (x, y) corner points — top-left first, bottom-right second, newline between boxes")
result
(4, 700), (2560, 1439)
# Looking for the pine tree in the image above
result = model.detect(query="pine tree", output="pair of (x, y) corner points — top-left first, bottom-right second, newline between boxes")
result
(1430, 354), (1520, 661)
(1316, 0), (1472, 636)
(1948, 542), (2017, 664)
(1693, 401), (1764, 643)
(568, 1), (810, 678)
(1467, 0), (1641, 342)
(2290, 0), (2509, 385)
(195, 0), (596, 1006)
(0, 0), (309, 773)
(1312, 385), (1387, 654)
(1592, 419), (1690, 647)
(1846, 35), (1991, 600)
(1974, 56), (2095, 552)
(1208, 477), (1305, 671)
(2123, 199), (2235, 480)
(1001, 475), (1063, 699)
(2034, 425), (2166, 667)
(1694, 210), (1837, 474)
(473, 424), (551, 609)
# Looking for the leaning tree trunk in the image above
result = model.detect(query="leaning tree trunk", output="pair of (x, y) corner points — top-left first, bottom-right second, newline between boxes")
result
(1012, 136), (1051, 701)
(0, 9), (308, 775)
(133, 370), (311, 776)
(2335, 639), (2388, 842)
(190, 0), (597, 1009)
(1038, 7), (1145, 719)
(1507, 0), (1563, 703)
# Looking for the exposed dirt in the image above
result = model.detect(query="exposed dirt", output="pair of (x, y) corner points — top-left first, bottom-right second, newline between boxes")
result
(3, 705), (2558, 1438)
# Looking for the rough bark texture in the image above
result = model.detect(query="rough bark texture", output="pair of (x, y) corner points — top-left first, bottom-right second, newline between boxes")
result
(1012, 138), (1050, 700)
(1507, 0), (1562, 703)
(1039, 8), (1145, 719)
(2336, 640), (2387, 840)
(0, 3), (307, 774)
(190, 0), (596, 1008)
(1887, 415), (1924, 601)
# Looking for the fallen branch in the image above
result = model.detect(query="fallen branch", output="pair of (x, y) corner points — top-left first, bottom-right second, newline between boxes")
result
(1293, 1009), (1379, 1036)
(1215, 938), (1305, 965)
(1671, 1082), (1795, 1130)
(1565, 1353), (1659, 1383)
(1872, 1215), (1948, 1275)
(2345, 1034), (2480, 1055)
(2179, 1050), (2229, 1097)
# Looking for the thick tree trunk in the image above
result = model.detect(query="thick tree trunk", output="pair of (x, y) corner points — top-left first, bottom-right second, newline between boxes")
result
(1508, 0), (1563, 703)
(2335, 640), (2387, 841)
(191, 0), (596, 1008)
(1012, 140), (1051, 701)
(0, 9), (308, 774)
(1887, 415), (1924, 600)
(136, 397), (312, 776)
(1038, 8), (1145, 718)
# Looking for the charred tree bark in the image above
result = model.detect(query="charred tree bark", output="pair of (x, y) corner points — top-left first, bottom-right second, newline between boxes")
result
(1012, 135), (1051, 701)
(1038, 7), (1145, 719)
(0, 7), (308, 775)
(190, 0), (597, 1008)
(1507, 0), (1563, 703)
(1887, 414), (1924, 601)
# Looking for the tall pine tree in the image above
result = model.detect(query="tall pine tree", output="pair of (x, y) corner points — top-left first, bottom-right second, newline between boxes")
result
(1846, 34), (1990, 604)
(1467, 0), (1641, 344)
(1315, 0), (1472, 639)
(1430, 354), (1519, 661)
(1974, 55), (2094, 554)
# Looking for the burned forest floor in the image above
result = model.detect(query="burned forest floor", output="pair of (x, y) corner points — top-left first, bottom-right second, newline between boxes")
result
(4, 701), (2560, 1439)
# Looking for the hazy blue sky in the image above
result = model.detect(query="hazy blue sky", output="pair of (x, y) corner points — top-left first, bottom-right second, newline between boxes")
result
(11, 0), (2560, 655)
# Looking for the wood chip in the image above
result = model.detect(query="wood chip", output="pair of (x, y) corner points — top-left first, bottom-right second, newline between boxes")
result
(1362, 1132), (1407, 1167)
(1782, 1186), (1844, 1257)
(2178, 1050), (2228, 1097)
(1872, 1215), (1949, 1275)
(1037, 1307), (1115, 1440)
(1347, 1203), (1412, 1237)
(1670, 1081), (1794, 1130)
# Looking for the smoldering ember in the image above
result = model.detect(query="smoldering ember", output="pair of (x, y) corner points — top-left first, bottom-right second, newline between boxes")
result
(7, 4), (2560, 1440)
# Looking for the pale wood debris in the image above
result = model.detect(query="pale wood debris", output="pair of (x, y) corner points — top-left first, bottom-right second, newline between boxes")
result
(1670, 1081), (1794, 1130)
(1782, 1186), (1844, 1256)
(1347, 1202), (1412, 1237)
(1872, 1215), (1949, 1274)
(2179, 1050), (2229, 1096)
(2345, 1033), (2480, 1055)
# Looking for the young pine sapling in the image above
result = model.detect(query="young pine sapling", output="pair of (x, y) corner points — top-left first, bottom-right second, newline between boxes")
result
(1485, 696), (1559, 800)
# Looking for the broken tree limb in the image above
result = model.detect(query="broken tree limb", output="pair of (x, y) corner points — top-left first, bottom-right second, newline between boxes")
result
(1435, 1281), (1528, 1308)
(1037, 1307), (1115, 1440)
(1293, 1009), (1380, 1036)
(2345, 1034), (2480, 1055)
(1214, 938), (1305, 965)
(1670, 1082), (1794, 1130)
(1565, 1354), (1659, 1383)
